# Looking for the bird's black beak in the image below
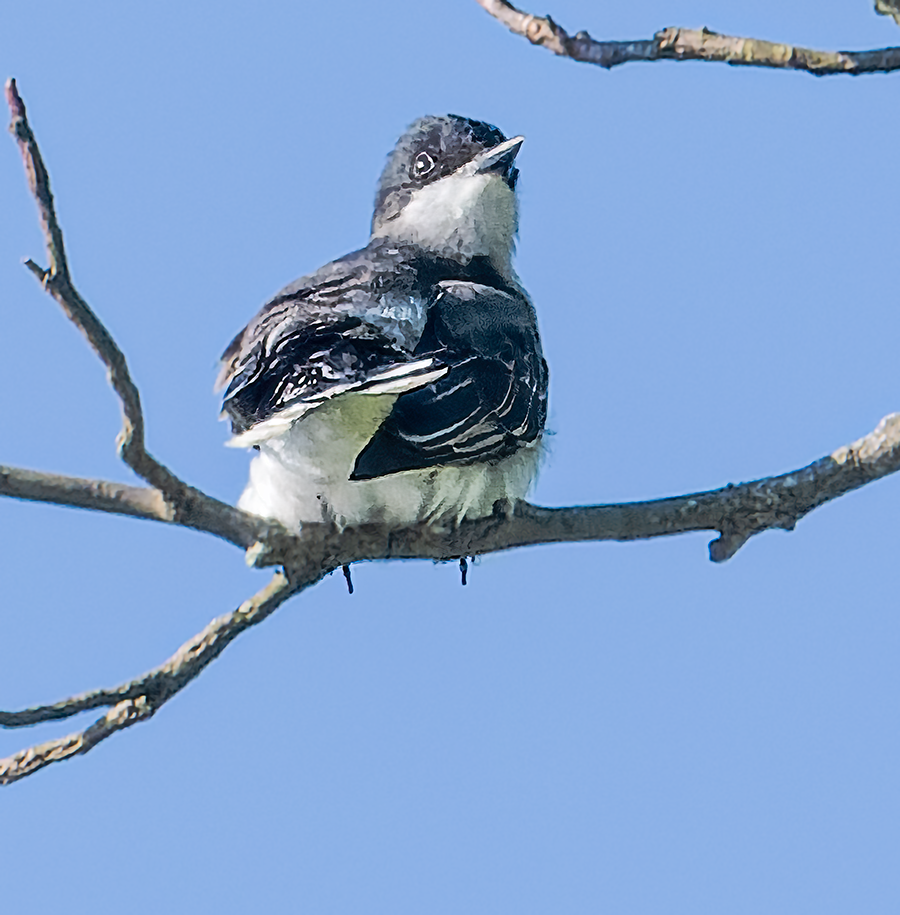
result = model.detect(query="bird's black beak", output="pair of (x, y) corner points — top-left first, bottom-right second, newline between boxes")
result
(471, 135), (525, 176)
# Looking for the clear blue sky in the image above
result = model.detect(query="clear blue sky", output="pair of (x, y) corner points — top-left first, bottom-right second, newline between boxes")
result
(2, 2), (898, 912)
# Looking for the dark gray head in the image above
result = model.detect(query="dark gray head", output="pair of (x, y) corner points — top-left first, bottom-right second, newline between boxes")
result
(370, 115), (524, 276)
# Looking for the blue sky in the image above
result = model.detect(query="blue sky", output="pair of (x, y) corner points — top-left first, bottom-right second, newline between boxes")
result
(2, 2), (899, 912)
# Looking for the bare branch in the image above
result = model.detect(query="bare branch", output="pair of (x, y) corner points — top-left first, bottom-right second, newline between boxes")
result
(0, 699), (156, 786)
(0, 572), (301, 785)
(6, 79), (170, 490)
(4, 79), (282, 547)
(4, 79), (899, 785)
(474, 0), (900, 75)
(0, 464), (172, 523)
(242, 413), (900, 572)
(0, 463), (282, 550)
(4, 406), (900, 571)
(5, 412), (897, 783)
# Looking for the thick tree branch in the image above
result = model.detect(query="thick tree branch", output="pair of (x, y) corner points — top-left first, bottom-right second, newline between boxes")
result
(238, 412), (900, 571)
(6, 411), (900, 570)
(474, 0), (900, 75)
(0, 572), (301, 785)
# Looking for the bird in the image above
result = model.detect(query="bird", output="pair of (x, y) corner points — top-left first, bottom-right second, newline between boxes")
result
(217, 114), (548, 531)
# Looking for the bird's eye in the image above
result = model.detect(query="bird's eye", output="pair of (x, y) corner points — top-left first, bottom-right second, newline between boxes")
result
(411, 151), (435, 178)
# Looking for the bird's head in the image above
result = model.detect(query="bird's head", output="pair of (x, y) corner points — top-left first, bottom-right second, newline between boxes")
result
(371, 115), (523, 278)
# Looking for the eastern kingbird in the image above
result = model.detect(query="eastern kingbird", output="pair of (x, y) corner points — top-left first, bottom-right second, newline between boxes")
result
(217, 115), (548, 529)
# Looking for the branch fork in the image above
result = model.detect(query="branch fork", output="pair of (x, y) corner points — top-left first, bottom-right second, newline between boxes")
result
(3, 76), (899, 785)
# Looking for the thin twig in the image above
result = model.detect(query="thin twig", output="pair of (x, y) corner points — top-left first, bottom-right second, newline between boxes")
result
(0, 572), (303, 784)
(474, 0), (900, 75)
(0, 699), (157, 786)
(4, 79), (270, 540)
(6, 80), (166, 488)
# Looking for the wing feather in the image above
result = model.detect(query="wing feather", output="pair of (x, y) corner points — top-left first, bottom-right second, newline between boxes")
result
(351, 281), (547, 479)
(218, 244), (440, 445)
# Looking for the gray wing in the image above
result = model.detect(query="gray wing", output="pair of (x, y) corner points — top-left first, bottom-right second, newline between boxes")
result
(351, 281), (548, 479)
(218, 243), (443, 446)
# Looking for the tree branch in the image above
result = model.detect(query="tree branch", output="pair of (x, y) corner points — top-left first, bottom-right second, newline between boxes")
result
(238, 412), (900, 572)
(1, 464), (172, 524)
(7, 79), (165, 488)
(0, 463), (276, 549)
(6, 412), (900, 570)
(0, 572), (301, 785)
(474, 0), (900, 75)
(4, 78), (285, 549)
(6, 78), (235, 532)
(4, 79), (899, 784)
(4, 411), (899, 784)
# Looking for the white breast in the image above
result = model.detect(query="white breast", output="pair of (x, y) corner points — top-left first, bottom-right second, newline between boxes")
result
(237, 392), (542, 530)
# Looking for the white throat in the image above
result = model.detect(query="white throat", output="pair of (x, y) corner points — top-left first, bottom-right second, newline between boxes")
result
(372, 172), (518, 279)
